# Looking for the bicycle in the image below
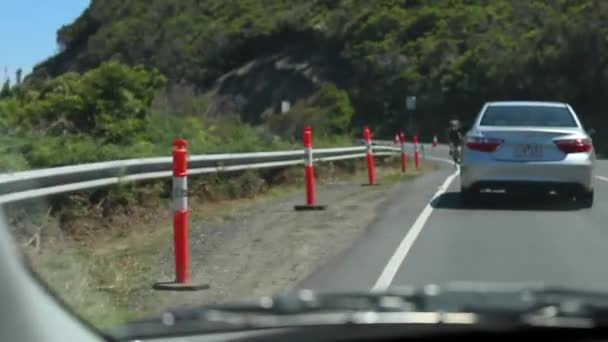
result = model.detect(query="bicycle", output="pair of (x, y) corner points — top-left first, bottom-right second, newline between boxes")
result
(449, 143), (462, 165)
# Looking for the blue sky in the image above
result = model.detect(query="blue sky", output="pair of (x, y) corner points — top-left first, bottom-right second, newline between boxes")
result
(0, 0), (90, 82)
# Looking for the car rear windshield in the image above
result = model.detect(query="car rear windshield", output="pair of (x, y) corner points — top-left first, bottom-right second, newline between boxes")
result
(480, 105), (578, 127)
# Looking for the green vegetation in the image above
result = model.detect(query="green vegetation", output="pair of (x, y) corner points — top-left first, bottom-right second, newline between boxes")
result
(0, 61), (294, 171)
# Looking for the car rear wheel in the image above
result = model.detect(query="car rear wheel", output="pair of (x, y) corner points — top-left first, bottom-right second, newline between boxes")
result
(578, 190), (594, 208)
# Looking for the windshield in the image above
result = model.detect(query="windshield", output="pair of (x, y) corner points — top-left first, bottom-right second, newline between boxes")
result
(480, 105), (578, 127)
(2, 0), (608, 340)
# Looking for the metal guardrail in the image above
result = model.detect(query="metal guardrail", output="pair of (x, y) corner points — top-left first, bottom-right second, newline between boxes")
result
(0, 144), (404, 205)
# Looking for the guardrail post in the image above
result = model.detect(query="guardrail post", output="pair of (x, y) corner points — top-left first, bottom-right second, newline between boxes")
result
(154, 139), (209, 291)
(414, 134), (420, 169)
(399, 132), (407, 173)
(421, 142), (426, 160)
(295, 126), (326, 210)
(363, 126), (376, 185)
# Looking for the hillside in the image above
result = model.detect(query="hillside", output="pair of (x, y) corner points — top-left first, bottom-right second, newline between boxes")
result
(28, 0), (608, 139)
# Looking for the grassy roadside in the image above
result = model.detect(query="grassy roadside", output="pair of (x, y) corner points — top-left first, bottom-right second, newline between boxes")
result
(19, 157), (436, 330)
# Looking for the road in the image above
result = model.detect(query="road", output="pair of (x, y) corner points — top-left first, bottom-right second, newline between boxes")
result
(299, 144), (608, 293)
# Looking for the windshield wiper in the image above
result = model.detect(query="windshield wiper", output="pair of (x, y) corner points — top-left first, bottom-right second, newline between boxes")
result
(111, 283), (608, 339)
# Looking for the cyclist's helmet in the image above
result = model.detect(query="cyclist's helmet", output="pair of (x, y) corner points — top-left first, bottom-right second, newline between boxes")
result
(449, 119), (460, 129)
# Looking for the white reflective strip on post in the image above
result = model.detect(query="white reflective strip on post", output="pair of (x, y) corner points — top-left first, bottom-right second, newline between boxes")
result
(401, 143), (406, 153)
(366, 141), (373, 154)
(305, 147), (313, 166)
(173, 176), (187, 211)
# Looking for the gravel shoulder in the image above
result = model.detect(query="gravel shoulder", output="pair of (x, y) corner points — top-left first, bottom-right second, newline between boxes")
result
(156, 162), (438, 309)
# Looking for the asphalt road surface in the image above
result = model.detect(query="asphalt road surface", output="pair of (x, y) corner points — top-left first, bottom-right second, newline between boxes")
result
(299, 144), (608, 293)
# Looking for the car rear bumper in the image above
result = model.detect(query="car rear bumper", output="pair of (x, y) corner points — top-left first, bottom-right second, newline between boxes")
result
(460, 155), (593, 191)
(462, 180), (591, 195)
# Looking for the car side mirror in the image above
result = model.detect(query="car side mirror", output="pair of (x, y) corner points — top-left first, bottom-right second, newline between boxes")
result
(587, 128), (596, 136)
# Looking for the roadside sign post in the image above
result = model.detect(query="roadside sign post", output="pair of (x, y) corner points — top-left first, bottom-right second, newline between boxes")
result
(405, 96), (416, 136)
(281, 100), (291, 113)
(413, 134), (420, 169)
(421, 143), (426, 160)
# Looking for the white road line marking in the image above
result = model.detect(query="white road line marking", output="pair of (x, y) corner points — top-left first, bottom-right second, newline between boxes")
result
(425, 155), (456, 165)
(596, 175), (608, 182)
(372, 167), (459, 292)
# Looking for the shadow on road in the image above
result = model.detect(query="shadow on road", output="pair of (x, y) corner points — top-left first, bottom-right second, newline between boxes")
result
(431, 192), (585, 211)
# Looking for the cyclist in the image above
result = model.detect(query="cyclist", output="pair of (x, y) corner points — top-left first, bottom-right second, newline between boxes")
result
(447, 119), (464, 162)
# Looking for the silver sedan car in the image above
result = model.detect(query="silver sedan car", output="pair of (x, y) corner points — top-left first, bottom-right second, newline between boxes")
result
(460, 101), (595, 207)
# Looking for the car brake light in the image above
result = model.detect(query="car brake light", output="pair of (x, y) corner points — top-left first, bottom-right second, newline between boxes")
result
(466, 137), (503, 152)
(554, 138), (593, 153)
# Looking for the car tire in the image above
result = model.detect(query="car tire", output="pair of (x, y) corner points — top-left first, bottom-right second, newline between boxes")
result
(461, 187), (478, 206)
(578, 190), (594, 208)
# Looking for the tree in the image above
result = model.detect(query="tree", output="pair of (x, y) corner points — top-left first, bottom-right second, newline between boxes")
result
(0, 79), (10, 98)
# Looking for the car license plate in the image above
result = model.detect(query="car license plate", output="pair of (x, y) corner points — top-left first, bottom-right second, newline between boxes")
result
(513, 144), (543, 159)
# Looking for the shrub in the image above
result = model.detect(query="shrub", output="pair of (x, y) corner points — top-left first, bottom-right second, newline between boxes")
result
(3, 61), (166, 146)
(267, 82), (353, 140)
